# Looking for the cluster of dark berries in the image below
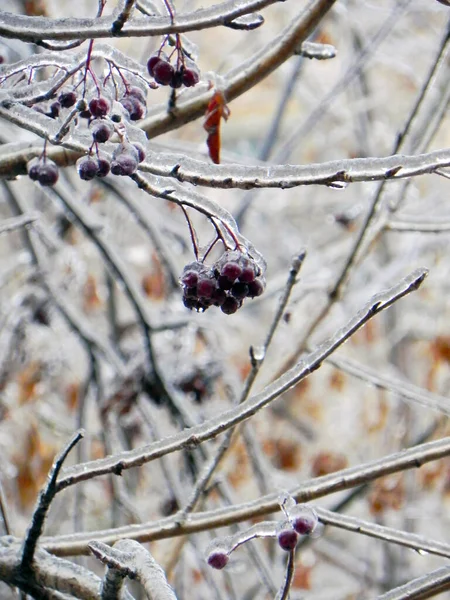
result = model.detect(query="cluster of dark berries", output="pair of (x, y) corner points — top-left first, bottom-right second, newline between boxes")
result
(147, 55), (199, 88)
(27, 158), (59, 187)
(119, 86), (147, 121)
(180, 251), (265, 315)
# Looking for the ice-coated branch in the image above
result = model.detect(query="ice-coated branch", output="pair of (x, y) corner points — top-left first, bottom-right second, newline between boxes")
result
(47, 269), (426, 490)
(20, 431), (84, 570)
(0, 541), (102, 599)
(41, 434), (450, 556)
(89, 539), (178, 600)
(140, 146), (450, 188)
(327, 354), (450, 416)
(377, 566), (450, 600)
(315, 507), (450, 560)
(0, 0), (282, 42)
(142, 0), (337, 138)
(276, 551), (295, 600)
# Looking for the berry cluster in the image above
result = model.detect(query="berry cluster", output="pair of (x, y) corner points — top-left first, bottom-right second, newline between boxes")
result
(180, 250), (265, 315)
(27, 157), (59, 187)
(119, 86), (147, 121)
(147, 55), (199, 88)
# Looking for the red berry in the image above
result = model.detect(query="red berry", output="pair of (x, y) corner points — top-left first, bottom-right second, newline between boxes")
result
(110, 154), (137, 176)
(128, 86), (147, 103)
(231, 282), (249, 300)
(181, 270), (198, 287)
(221, 297), (241, 315)
(78, 157), (99, 181)
(221, 261), (242, 281)
(277, 528), (298, 551)
(247, 278), (265, 298)
(153, 60), (175, 86)
(97, 158), (111, 178)
(170, 70), (183, 89)
(147, 55), (161, 76)
(58, 91), (77, 108)
(38, 161), (58, 186)
(91, 120), (112, 143)
(218, 275), (233, 291)
(239, 265), (256, 283)
(182, 68), (199, 87)
(197, 277), (215, 298)
(89, 97), (110, 118)
(207, 551), (229, 570)
(132, 143), (146, 163)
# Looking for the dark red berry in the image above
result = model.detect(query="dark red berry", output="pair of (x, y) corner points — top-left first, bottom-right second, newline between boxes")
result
(132, 143), (146, 163)
(212, 288), (227, 306)
(207, 551), (229, 570)
(221, 297), (241, 315)
(120, 96), (145, 121)
(221, 261), (242, 281)
(49, 101), (60, 118)
(153, 60), (175, 86)
(79, 109), (92, 119)
(89, 97), (110, 118)
(110, 154), (138, 176)
(128, 86), (146, 103)
(147, 55), (162, 77)
(78, 157), (99, 181)
(182, 68), (200, 87)
(58, 91), (77, 108)
(96, 158), (111, 178)
(27, 159), (41, 181)
(277, 528), (298, 551)
(247, 278), (265, 298)
(239, 265), (256, 283)
(231, 282), (249, 300)
(218, 275), (233, 291)
(181, 270), (198, 287)
(292, 516), (315, 535)
(197, 278), (215, 298)
(38, 162), (58, 186)
(91, 120), (112, 143)
(170, 69), (183, 89)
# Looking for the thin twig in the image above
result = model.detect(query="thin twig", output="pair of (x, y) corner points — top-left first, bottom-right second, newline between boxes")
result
(51, 268), (427, 491)
(20, 431), (84, 570)
(275, 550), (295, 600)
(377, 566), (450, 600)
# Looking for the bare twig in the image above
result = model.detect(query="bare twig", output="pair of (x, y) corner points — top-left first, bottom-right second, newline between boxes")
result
(41, 431), (450, 556)
(275, 550), (295, 600)
(20, 430), (84, 570)
(89, 539), (178, 600)
(377, 566), (450, 600)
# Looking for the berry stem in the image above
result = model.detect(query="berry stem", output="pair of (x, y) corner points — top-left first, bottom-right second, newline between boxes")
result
(180, 205), (199, 260)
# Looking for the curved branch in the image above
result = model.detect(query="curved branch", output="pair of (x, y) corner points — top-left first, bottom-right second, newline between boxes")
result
(0, 0), (281, 42)
(41, 434), (450, 556)
(53, 268), (426, 492)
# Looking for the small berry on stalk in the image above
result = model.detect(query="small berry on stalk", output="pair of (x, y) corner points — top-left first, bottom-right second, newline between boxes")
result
(37, 161), (59, 187)
(77, 157), (99, 181)
(147, 55), (161, 77)
(89, 97), (110, 118)
(207, 551), (229, 570)
(221, 296), (241, 315)
(110, 154), (138, 176)
(91, 120), (113, 143)
(153, 60), (175, 86)
(182, 68), (200, 87)
(120, 96), (146, 121)
(231, 282), (249, 300)
(58, 90), (77, 108)
(48, 101), (60, 118)
(132, 143), (146, 163)
(221, 261), (242, 281)
(128, 86), (147, 103)
(247, 278), (265, 298)
(27, 158), (41, 181)
(96, 158), (111, 178)
(277, 527), (299, 552)
(170, 69), (184, 89)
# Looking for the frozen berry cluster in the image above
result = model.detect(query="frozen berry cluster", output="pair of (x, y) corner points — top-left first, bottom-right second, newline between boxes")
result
(27, 157), (59, 186)
(147, 55), (199, 89)
(180, 251), (266, 315)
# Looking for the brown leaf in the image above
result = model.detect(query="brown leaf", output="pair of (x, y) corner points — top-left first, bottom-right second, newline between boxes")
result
(311, 451), (347, 477)
(17, 362), (42, 404)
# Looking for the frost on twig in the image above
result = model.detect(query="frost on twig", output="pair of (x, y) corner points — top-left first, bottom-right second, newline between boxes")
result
(89, 539), (178, 600)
